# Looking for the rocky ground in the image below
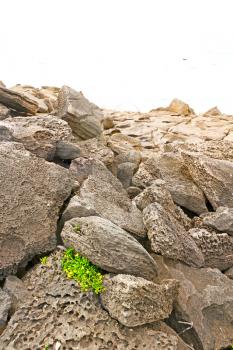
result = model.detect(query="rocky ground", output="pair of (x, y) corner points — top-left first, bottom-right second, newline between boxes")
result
(0, 81), (232, 350)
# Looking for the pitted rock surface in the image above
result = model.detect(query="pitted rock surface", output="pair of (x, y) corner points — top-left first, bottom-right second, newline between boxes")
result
(0, 251), (189, 350)
(0, 142), (73, 279)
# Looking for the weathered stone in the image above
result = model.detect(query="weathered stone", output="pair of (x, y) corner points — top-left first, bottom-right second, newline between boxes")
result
(103, 116), (115, 129)
(0, 251), (189, 350)
(107, 133), (142, 154)
(132, 156), (161, 188)
(117, 162), (138, 188)
(100, 274), (179, 327)
(61, 216), (158, 281)
(71, 158), (145, 236)
(3, 276), (30, 313)
(201, 206), (233, 235)
(183, 151), (233, 210)
(127, 186), (141, 199)
(0, 104), (10, 120)
(10, 85), (49, 113)
(204, 106), (222, 116)
(61, 195), (98, 223)
(114, 150), (142, 167)
(143, 203), (204, 267)
(0, 126), (14, 141)
(56, 86), (103, 140)
(0, 289), (11, 334)
(0, 142), (73, 279)
(0, 86), (39, 114)
(189, 228), (233, 270)
(0, 116), (72, 160)
(78, 137), (114, 168)
(225, 266), (233, 279)
(54, 140), (81, 160)
(154, 257), (233, 350)
(166, 98), (194, 116)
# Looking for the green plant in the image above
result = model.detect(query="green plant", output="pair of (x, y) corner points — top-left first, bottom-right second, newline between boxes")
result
(40, 256), (48, 265)
(44, 346), (49, 350)
(74, 223), (81, 232)
(61, 248), (105, 294)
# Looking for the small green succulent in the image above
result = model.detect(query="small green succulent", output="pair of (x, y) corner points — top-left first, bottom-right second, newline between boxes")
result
(40, 256), (48, 265)
(74, 223), (81, 232)
(61, 247), (105, 294)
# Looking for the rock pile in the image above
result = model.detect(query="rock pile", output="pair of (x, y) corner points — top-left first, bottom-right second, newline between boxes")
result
(0, 84), (232, 350)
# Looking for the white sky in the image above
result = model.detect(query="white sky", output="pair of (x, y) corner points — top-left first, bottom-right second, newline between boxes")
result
(1, 0), (233, 113)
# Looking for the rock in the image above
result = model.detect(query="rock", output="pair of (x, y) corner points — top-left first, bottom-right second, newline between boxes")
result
(54, 140), (81, 160)
(189, 228), (233, 270)
(132, 156), (161, 188)
(116, 162), (138, 188)
(61, 216), (158, 281)
(0, 86), (39, 114)
(100, 274), (179, 327)
(61, 195), (98, 223)
(10, 85), (49, 113)
(0, 126), (14, 142)
(114, 150), (142, 167)
(3, 276), (30, 313)
(0, 142), (73, 279)
(0, 81), (5, 88)
(204, 106), (222, 116)
(167, 98), (194, 116)
(183, 151), (233, 210)
(107, 133), (142, 154)
(56, 86), (103, 140)
(0, 289), (11, 334)
(127, 186), (141, 199)
(201, 206), (233, 235)
(0, 116), (72, 160)
(78, 137), (114, 168)
(143, 202), (204, 267)
(0, 104), (10, 120)
(225, 266), (233, 279)
(71, 158), (145, 236)
(156, 257), (233, 350)
(103, 116), (115, 129)
(0, 250), (189, 350)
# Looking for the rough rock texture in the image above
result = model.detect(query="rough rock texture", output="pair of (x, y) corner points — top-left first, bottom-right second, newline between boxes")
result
(116, 162), (138, 188)
(143, 202), (204, 267)
(100, 274), (179, 327)
(3, 276), (30, 313)
(0, 116), (72, 160)
(0, 251), (189, 350)
(107, 133), (143, 154)
(71, 158), (145, 236)
(61, 195), (98, 223)
(61, 216), (158, 281)
(133, 153), (207, 214)
(189, 228), (233, 270)
(201, 206), (233, 235)
(10, 85), (49, 113)
(225, 266), (233, 279)
(166, 98), (194, 116)
(0, 104), (10, 120)
(0, 86), (39, 114)
(183, 151), (233, 210)
(0, 290), (11, 333)
(54, 140), (81, 160)
(56, 86), (103, 140)
(0, 142), (73, 279)
(161, 258), (233, 350)
(78, 137), (114, 168)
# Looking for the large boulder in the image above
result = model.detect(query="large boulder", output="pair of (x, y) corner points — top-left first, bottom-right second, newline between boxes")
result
(0, 250), (190, 350)
(0, 116), (72, 160)
(201, 206), (233, 235)
(0, 142), (73, 279)
(10, 85), (49, 113)
(100, 274), (179, 327)
(154, 257), (233, 350)
(143, 202), (204, 267)
(183, 151), (233, 210)
(70, 158), (145, 237)
(0, 86), (39, 114)
(166, 98), (194, 116)
(61, 216), (158, 281)
(56, 86), (103, 140)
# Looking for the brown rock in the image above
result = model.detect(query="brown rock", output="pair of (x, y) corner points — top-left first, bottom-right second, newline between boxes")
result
(0, 86), (39, 114)
(100, 274), (179, 326)
(167, 98), (194, 116)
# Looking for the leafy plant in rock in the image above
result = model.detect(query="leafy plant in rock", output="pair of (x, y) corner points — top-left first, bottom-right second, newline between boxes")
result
(40, 256), (48, 265)
(61, 247), (105, 294)
(74, 223), (81, 233)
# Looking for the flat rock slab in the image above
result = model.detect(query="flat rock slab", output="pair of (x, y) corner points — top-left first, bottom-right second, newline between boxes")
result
(61, 216), (158, 281)
(0, 87), (39, 114)
(0, 142), (73, 279)
(100, 274), (179, 327)
(0, 250), (189, 350)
